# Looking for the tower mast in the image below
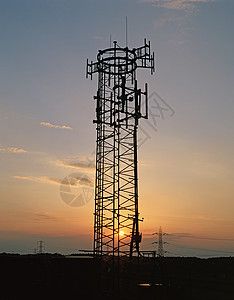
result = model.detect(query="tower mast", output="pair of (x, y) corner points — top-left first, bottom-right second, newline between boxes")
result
(87, 39), (155, 258)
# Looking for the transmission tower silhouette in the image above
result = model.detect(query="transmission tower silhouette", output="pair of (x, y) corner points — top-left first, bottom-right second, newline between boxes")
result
(37, 240), (45, 254)
(153, 226), (167, 257)
(87, 39), (155, 258)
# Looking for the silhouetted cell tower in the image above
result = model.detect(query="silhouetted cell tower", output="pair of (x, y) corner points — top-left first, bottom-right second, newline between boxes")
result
(153, 226), (167, 257)
(87, 39), (155, 258)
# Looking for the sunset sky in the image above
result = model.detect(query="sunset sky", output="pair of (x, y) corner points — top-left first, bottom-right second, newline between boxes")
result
(1, 0), (234, 257)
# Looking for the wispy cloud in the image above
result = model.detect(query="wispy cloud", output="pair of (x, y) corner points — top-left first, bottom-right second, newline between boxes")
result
(139, 0), (216, 11)
(14, 174), (93, 188)
(60, 174), (93, 188)
(33, 211), (59, 222)
(40, 122), (73, 130)
(14, 175), (53, 184)
(197, 215), (224, 222)
(53, 157), (95, 171)
(154, 15), (186, 29)
(140, 0), (215, 10)
(0, 147), (27, 153)
(140, 0), (216, 45)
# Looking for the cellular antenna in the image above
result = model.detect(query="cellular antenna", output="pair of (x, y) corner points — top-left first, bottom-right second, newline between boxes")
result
(110, 34), (112, 48)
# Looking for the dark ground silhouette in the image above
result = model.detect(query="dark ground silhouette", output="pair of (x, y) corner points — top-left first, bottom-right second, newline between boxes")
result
(1, 253), (234, 300)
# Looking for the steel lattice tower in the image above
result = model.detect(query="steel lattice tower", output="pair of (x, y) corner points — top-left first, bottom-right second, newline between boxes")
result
(87, 39), (155, 258)
(153, 226), (166, 257)
(37, 240), (45, 254)
(157, 226), (164, 257)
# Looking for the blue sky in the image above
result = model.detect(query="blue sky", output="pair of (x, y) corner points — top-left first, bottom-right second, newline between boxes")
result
(0, 0), (234, 256)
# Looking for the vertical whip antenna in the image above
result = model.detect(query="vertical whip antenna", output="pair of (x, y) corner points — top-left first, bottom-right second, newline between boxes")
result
(125, 16), (128, 47)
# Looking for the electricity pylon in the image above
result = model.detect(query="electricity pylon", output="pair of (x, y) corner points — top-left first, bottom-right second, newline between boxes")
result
(37, 240), (45, 254)
(152, 226), (167, 257)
